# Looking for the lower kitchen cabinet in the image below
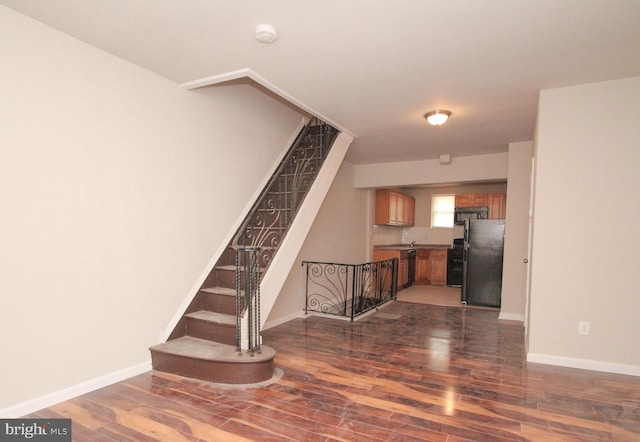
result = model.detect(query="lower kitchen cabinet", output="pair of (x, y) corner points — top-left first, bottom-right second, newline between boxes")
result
(416, 250), (431, 283)
(415, 248), (448, 286)
(428, 249), (447, 286)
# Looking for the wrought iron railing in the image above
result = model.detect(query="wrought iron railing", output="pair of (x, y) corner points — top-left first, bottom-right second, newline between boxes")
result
(232, 117), (339, 350)
(232, 118), (339, 269)
(303, 259), (398, 321)
(235, 247), (261, 354)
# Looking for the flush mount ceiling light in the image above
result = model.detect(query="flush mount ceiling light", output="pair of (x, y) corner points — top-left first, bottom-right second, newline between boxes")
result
(255, 24), (278, 43)
(424, 110), (452, 126)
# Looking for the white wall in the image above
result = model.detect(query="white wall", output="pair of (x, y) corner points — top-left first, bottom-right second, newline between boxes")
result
(528, 76), (640, 374)
(353, 152), (508, 188)
(266, 160), (369, 326)
(0, 6), (302, 412)
(499, 141), (533, 321)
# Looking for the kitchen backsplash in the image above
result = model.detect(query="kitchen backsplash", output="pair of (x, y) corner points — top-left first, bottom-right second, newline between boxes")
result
(373, 225), (464, 246)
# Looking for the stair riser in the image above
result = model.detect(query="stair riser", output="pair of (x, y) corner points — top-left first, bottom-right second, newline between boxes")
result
(151, 352), (274, 384)
(216, 247), (237, 267)
(203, 268), (238, 290)
(214, 269), (237, 290)
(186, 319), (236, 346)
(202, 292), (237, 316)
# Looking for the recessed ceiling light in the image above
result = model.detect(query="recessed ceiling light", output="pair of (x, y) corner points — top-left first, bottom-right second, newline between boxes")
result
(255, 24), (278, 44)
(424, 110), (452, 126)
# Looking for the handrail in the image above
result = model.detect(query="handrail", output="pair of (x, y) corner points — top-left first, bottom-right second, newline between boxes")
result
(303, 259), (398, 321)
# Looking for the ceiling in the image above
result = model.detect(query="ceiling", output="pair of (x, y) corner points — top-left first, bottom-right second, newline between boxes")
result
(3, 0), (640, 165)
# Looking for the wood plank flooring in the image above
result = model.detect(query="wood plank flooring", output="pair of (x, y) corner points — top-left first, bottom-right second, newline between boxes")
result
(26, 302), (640, 441)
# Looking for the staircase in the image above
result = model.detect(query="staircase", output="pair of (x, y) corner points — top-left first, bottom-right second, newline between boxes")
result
(150, 118), (340, 384)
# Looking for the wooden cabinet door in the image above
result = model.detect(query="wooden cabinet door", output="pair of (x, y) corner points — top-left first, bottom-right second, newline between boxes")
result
(455, 194), (472, 208)
(456, 193), (489, 208)
(404, 195), (415, 226)
(375, 190), (391, 225)
(471, 194), (488, 206)
(393, 192), (403, 225)
(488, 193), (506, 219)
(375, 190), (415, 226)
(415, 250), (430, 283)
(429, 250), (447, 286)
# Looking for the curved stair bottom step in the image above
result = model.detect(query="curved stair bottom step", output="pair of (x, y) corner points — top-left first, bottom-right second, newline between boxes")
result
(150, 336), (276, 384)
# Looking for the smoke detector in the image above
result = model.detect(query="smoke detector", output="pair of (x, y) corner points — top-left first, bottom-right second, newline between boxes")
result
(255, 24), (278, 44)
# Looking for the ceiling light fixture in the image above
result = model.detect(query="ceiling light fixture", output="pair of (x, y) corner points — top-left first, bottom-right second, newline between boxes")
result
(424, 110), (452, 126)
(255, 24), (278, 44)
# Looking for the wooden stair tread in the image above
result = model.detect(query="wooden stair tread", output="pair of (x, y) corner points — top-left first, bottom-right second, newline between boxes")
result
(216, 265), (237, 271)
(185, 310), (235, 325)
(201, 286), (236, 296)
(215, 264), (266, 271)
(150, 336), (275, 363)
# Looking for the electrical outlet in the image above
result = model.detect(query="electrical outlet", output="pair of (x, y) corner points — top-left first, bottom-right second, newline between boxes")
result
(578, 321), (590, 336)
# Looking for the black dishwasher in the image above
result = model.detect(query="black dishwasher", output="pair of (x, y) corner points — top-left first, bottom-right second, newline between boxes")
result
(407, 249), (416, 287)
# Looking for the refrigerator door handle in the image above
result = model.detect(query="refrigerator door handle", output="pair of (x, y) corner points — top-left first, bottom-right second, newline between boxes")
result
(461, 245), (468, 303)
(464, 219), (470, 244)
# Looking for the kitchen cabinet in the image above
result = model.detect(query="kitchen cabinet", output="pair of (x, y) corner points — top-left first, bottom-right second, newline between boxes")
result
(455, 193), (488, 208)
(428, 249), (447, 286)
(455, 192), (506, 220)
(488, 193), (506, 219)
(375, 189), (415, 226)
(404, 196), (415, 226)
(416, 250), (431, 283)
(415, 248), (448, 286)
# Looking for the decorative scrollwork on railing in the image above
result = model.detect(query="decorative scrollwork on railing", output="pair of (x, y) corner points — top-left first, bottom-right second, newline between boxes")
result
(303, 258), (398, 321)
(305, 262), (350, 316)
(232, 118), (338, 275)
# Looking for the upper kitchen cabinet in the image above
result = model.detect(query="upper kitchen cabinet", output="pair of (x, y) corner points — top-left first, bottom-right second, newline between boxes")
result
(455, 192), (506, 219)
(404, 195), (415, 226)
(375, 189), (415, 226)
(487, 193), (506, 219)
(455, 193), (488, 208)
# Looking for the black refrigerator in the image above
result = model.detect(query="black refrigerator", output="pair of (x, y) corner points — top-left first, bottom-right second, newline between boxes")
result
(462, 219), (505, 307)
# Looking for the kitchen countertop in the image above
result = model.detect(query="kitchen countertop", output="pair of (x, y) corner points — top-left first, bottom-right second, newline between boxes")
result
(374, 243), (451, 250)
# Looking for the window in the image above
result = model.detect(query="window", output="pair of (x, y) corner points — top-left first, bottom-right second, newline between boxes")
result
(431, 195), (455, 228)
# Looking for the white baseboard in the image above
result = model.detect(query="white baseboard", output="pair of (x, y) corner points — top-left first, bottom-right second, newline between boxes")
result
(498, 312), (524, 322)
(0, 360), (152, 418)
(527, 353), (640, 377)
(262, 310), (306, 330)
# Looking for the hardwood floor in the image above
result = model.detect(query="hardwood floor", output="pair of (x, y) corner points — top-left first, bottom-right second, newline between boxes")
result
(27, 302), (640, 441)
